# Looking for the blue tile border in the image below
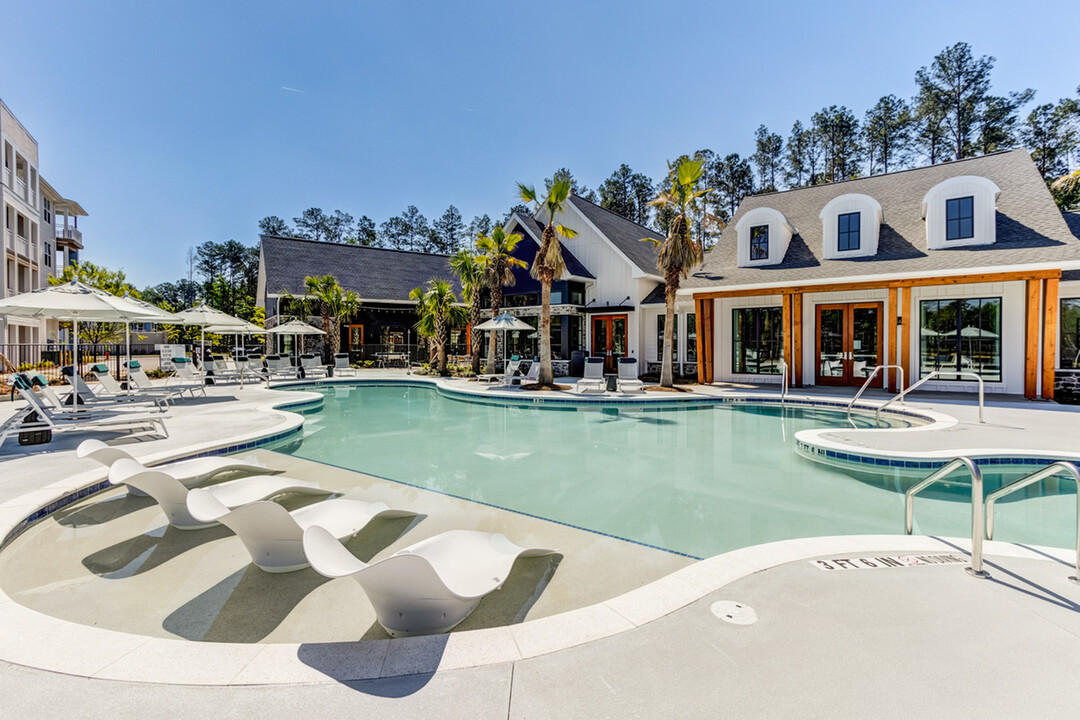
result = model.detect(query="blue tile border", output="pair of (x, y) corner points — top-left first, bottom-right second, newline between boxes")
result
(794, 438), (1074, 474)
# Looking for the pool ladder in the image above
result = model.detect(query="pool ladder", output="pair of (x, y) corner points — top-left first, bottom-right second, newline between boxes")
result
(905, 457), (1080, 584)
(845, 365), (904, 425)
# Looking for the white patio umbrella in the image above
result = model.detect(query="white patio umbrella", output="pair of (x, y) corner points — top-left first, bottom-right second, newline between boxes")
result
(117, 295), (183, 379)
(174, 304), (250, 363)
(204, 321), (267, 358)
(475, 312), (533, 372)
(265, 320), (326, 362)
(0, 281), (169, 402)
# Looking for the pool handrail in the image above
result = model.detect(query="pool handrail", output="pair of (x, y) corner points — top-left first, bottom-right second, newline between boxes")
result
(877, 370), (984, 425)
(779, 360), (788, 402)
(904, 456), (988, 579)
(985, 460), (1080, 585)
(846, 365), (905, 424)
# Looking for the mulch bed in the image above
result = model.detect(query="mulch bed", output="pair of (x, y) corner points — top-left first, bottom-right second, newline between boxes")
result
(643, 385), (694, 393)
(520, 383), (573, 391)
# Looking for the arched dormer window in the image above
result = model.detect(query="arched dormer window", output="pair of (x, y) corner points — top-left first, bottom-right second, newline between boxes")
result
(819, 194), (882, 259)
(921, 175), (1000, 250)
(735, 207), (795, 267)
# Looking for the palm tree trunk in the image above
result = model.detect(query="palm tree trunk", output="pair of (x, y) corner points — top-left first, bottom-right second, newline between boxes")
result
(436, 315), (448, 375)
(486, 285), (502, 374)
(538, 269), (553, 386)
(660, 268), (680, 388)
(470, 292), (482, 374)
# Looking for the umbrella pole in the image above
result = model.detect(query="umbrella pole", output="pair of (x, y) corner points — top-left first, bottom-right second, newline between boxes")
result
(125, 323), (131, 383)
(72, 318), (79, 405)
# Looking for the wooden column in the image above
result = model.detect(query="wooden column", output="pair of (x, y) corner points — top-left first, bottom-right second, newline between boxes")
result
(704, 299), (714, 383)
(782, 294), (792, 386)
(899, 286), (910, 391)
(694, 297), (706, 384)
(792, 293), (803, 387)
(886, 287), (898, 392)
(1025, 279), (1041, 399)
(1042, 277), (1059, 400)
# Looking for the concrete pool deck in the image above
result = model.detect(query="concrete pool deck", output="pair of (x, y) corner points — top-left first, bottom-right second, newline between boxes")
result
(1, 371), (1079, 717)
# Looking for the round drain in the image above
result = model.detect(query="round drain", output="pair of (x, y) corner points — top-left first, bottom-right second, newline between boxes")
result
(710, 600), (757, 625)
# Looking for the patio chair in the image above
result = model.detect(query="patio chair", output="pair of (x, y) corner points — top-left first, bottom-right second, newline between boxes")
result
(300, 353), (328, 379)
(264, 354), (298, 380)
(333, 353), (357, 377)
(78, 438), (276, 491)
(91, 363), (180, 405)
(303, 525), (556, 636)
(577, 357), (607, 394)
(124, 360), (195, 400)
(494, 356), (521, 386)
(513, 358), (541, 386)
(168, 358), (209, 396)
(616, 357), (644, 394)
(108, 458), (330, 530)
(54, 371), (168, 412)
(206, 354), (238, 384)
(186, 490), (416, 573)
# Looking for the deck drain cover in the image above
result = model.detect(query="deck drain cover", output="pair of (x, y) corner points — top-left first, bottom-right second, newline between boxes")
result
(711, 601), (757, 625)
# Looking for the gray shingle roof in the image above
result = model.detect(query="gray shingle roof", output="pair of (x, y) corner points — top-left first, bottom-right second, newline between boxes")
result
(511, 214), (595, 279)
(685, 149), (1080, 291)
(260, 235), (461, 301)
(567, 195), (663, 276)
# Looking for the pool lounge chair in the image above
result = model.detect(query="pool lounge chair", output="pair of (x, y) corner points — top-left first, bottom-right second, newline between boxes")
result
(264, 355), (298, 380)
(186, 490), (416, 572)
(494, 356), (521, 386)
(91, 364), (180, 405)
(167, 358), (209, 395)
(124, 360), (194, 400)
(300, 354), (328, 379)
(303, 526), (556, 636)
(77, 438), (276, 490)
(41, 380), (167, 417)
(513, 358), (541, 386)
(333, 353), (357, 377)
(64, 367), (168, 410)
(109, 458), (329, 530)
(616, 357), (644, 394)
(577, 357), (607, 394)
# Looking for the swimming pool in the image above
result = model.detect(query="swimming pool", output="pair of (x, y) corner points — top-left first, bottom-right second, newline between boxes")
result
(280, 384), (1076, 558)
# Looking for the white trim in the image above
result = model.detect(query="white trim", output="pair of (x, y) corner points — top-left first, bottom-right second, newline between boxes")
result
(560, 202), (662, 281)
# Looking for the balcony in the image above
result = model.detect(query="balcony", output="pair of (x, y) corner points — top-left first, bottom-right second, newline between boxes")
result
(16, 177), (27, 201)
(17, 234), (30, 258)
(56, 226), (83, 249)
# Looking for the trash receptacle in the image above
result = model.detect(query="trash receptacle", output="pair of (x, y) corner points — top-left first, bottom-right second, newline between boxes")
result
(570, 351), (585, 378)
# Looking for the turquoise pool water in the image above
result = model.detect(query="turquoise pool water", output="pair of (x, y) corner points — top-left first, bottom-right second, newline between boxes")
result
(280, 384), (1076, 558)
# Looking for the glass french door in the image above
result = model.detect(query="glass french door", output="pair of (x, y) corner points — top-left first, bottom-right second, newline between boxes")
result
(591, 314), (628, 373)
(815, 303), (883, 387)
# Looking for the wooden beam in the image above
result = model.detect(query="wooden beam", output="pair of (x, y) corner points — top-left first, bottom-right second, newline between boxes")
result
(792, 293), (803, 387)
(692, 268), (1062, 301)
(1025, 279), (1041, 399)
(695, 298), (706, 384)
(782, 294), (792, 385)
(886, 287), (898, 392)
(1042, 277), (1059, 401)
(899, 287), (910, 391)
(703, 299), (715, 384)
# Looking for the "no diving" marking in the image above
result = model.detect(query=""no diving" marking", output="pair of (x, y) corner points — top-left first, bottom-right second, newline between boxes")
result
(811, 554), (967, 571)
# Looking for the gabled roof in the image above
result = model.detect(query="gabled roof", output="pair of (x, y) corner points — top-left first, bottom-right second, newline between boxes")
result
(566, 195), (663, 276)
(260, 235), (461, 301)
(509, 214), (595, 280)
(685, 149), (1080, 291)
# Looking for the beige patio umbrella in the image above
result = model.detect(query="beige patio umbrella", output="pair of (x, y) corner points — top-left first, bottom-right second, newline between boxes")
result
(265, 320), (325, 361)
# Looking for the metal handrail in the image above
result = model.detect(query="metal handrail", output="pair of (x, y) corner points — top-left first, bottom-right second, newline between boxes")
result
(779, 359), (788, 402)
(904, 456), (988, 578)
(846, 364), (905, 420)
(985, 461), (1080, 585)
(877, 370), (985, 424)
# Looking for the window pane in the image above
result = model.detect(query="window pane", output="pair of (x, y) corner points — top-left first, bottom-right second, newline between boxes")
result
(919, 297), (1000, 381)
(750, 225), (769, 260)
(1062, 299), (1080, 370)
(686, 313), (697, 362)
(656, 314), (678, 361)
(732, 307), (782, 374)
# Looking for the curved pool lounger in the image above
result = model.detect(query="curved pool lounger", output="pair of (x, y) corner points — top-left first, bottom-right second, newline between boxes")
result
(78, 439), (277, 495)
(185, 492), (416, 573)
(108, 458), (328, 530)
(303, 526), (556, 637)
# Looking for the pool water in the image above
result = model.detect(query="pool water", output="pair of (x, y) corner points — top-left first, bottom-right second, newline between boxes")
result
(280, 385), (1076, 558)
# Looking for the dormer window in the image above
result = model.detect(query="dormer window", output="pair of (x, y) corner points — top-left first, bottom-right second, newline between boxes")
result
(946, 197), (974, 240)
(837, 212), (860, 251)
(750, 225), (769, 260)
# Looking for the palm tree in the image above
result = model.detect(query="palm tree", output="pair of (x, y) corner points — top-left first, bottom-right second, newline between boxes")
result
(476, 226), (526, 374)
(644, 158), (722, 388)
(303, 274), (361, 361)
(1052, 169), (1080, 209)
(449, 247), (486, 374)
(517, 179), (578, 385)
(410, 279), (467, 375)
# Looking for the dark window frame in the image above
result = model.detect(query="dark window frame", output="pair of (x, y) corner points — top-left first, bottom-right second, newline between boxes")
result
(732, 306), (783, 375)
(1061, 298), (1080, 370)
(918, 296), (1001, 382)
(656, 314), (679, 361)
(749, 225), (769, 260)
(945, 196), (974, 241)
(837, 211), (861, 252)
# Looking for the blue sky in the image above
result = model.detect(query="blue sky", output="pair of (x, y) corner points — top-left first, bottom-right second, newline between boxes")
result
(3, 0), (1077, 287)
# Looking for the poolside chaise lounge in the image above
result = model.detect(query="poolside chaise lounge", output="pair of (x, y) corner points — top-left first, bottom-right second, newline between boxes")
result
(333, 353), (357, 377)
(303, 525), (556, 636)
(90, 363), (183, 404)
(186, 490), (416, 572)
(166, 358), (209, 393)
(577, 357), (607, 394)
(125, 359), (201, 399)
(108, 458), (329, 530)
(263, 355), (299, 380)
(512, 358), (541, 386)
(78, 438), (276, 490)
(63, 367), (169, 410)
(300, 354), (328, 379)
(616, 357), (644, 394)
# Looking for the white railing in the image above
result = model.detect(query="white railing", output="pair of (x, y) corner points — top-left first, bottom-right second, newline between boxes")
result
(17, 234), (29, 257)
(2, 168), (10, 187)
(4, 228), (12, 249)
(16, 177), (27, 200)
(57, 226), (82, 244)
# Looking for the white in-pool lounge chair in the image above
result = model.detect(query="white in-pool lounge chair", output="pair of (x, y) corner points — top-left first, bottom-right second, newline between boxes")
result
(186, 490), (416, 572)
(616, 357), (644, 394)
(78, 438), (275, 490)
(577, 357), (607, 394)
(303, 526), (556, 636)
(108, 458), (329, 530)
(333, 353), (357, 377)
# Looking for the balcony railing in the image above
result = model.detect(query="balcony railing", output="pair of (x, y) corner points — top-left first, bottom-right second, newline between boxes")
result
(16, 177), (27, 200)
(56, 226), (83, 246)
(17, 234), (30, 257)
(4, 228), (12, 249)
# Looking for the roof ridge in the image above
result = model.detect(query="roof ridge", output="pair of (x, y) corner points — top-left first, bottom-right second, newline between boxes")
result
(569, 194), (664, 238)
(260, 234), (453, 258)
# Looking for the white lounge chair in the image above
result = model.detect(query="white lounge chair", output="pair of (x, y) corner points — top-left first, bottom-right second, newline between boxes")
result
(513, 358), (541, 385)
(333, 353), (357, 377)
(303, 526), (556, 636)
(108, 458), (329, 530)
(577, 357), (607, 394)
(64, 368), (168, 410)
(495, 356), (521, 386)
(78, 438), (275, 490)
(300, 354), (328, 379)
(167, 358), (209, 395)
(124, 360), (192, 400)
(234, 356), (264, 384)
(91, 363), (178, 405)
(186, 490), (416, 572)
(616, 357), (644, 394)
(264, 355), (298, 380)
